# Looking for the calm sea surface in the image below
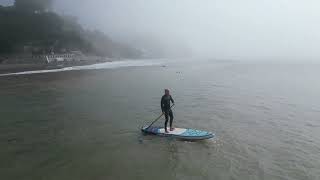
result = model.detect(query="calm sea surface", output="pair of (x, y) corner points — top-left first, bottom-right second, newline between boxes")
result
(1, 59), (320, 180)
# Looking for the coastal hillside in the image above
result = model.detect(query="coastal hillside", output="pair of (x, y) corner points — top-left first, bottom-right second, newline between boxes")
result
(0, 0), (142, 61)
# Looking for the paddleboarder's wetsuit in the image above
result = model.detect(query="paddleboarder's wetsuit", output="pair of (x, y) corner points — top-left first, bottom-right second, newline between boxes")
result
(161, 95), (174, 131)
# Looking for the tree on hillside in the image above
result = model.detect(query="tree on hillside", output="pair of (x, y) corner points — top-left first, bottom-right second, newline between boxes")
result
(14, 0), (52, 12)
(0, 1), (142, 58)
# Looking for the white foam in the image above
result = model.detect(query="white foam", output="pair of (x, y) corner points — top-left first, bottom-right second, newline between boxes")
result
(0, 59), (163, 77)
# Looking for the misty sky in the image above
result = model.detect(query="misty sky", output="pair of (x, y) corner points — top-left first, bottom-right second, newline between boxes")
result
(1, 0), (320, 60)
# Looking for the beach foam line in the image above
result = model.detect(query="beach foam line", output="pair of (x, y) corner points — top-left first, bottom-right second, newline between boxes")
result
(0, 60), (163, 77)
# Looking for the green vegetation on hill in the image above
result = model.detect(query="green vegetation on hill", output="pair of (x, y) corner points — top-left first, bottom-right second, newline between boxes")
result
(15, 0), (53, 12)
(0, 1), (142, 59)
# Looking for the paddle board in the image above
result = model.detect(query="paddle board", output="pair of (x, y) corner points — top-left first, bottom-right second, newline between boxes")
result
(141, 126), (214, 140)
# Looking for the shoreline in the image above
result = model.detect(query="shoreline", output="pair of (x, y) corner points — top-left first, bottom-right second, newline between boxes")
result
(0, 59), (162, 76)
(0, 59), (113, 74)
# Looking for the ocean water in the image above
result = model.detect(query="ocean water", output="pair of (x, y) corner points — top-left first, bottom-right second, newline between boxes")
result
(0, 59), (319, 180)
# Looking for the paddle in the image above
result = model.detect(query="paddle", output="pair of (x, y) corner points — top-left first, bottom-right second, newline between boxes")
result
(146, 104), (175, 129)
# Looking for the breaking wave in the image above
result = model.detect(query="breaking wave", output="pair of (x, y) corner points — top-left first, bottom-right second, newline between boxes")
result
(0, 59), (164, 77)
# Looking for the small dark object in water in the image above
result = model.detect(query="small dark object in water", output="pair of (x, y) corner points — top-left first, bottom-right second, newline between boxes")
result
(7, 138), (18, 143)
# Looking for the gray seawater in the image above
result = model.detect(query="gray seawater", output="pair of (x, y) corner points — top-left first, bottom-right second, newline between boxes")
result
(1, 59), (320, 180)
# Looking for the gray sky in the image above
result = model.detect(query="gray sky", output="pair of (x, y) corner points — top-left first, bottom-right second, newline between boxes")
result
(2, 0), (320, 60)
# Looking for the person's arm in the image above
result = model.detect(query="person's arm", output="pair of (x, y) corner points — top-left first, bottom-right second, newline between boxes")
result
(170, 96), (175, 105)
(161, 96), (164, 112)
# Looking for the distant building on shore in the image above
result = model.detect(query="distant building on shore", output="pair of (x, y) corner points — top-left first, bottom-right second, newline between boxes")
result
(1, 50), (107, 65)
(32, 51), (85, 64)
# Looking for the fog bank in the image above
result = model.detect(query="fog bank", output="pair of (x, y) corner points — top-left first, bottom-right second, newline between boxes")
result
(2, 0), (320, 60)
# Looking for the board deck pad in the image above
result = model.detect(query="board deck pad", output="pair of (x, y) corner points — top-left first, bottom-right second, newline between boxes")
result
(141, 126), (214, 140)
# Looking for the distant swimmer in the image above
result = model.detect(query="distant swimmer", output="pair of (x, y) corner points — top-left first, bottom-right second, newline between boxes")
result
(161, 89), (175, 133)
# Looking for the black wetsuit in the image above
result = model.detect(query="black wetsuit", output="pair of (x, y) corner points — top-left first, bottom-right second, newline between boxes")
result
(161, 95), (174, 131)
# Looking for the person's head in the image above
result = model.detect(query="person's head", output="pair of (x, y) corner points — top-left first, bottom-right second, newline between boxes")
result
(164, 89), (170, 95)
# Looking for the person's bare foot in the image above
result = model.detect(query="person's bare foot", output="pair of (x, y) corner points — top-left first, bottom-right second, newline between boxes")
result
(170, 127), (175, 131)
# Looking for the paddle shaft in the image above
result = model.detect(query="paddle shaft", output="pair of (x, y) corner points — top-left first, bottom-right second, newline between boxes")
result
(147, 104), (175, 129)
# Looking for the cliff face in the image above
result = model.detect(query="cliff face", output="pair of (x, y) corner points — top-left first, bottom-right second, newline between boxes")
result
(0, 3), (142, 60)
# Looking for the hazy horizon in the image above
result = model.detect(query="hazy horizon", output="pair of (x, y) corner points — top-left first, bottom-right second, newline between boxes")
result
(1, 0), (320, 61)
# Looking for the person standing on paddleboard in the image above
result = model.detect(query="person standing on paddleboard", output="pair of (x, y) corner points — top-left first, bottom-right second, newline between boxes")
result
(161, 89), (175, 133)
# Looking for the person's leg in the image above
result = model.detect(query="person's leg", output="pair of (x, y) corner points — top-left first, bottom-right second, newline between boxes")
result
(164, 110), (169, 133)
(169, 109), (174, 131)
